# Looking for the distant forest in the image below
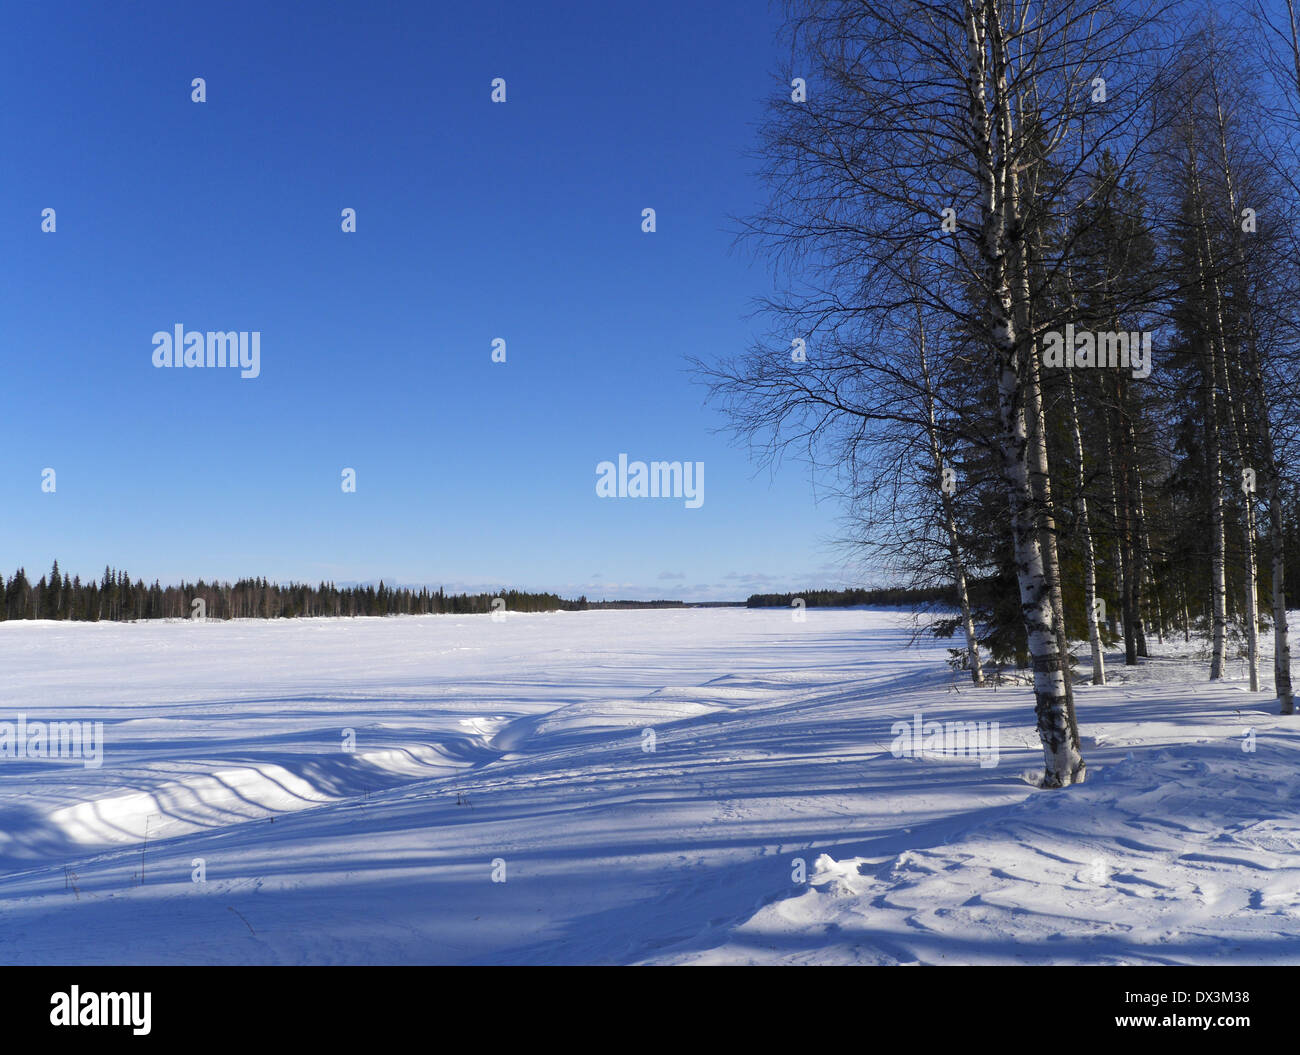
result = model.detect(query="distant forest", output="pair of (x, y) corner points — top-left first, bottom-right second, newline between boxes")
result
(0, 564), (905, 621)
(0, 563), (589, 620)
(0, 563), (772, 621)
(746, 585), (964, 608)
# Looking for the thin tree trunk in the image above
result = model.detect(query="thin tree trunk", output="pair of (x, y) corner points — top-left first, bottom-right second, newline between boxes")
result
(1106, 447), (1125, 640)
(1207, 73), (1293, 708)
(1186, 158), (1230, 680)
(1122, 402), (1150, 660)
(1192, 162), (1255, 686)
(1216, 344), (1261, 691)
(1271, 482), (1294, 711)
(1131, 461), (1163, 645)
(1205, 358), (1229, 682)
(1118, 429), (1139, 666)
(1063, 274), (1106, 686)
(918, 306), (984, 685)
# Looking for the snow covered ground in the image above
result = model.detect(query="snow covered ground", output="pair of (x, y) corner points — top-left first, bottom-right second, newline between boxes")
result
(0, 607), (1296, 964)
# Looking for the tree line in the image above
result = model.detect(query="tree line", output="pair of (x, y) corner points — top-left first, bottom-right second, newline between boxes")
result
(0, 562), (595, 621)
(746, 585), (963, 608)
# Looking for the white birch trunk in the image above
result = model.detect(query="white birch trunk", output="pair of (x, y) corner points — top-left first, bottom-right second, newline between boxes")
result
(918, 320), (984, 686)
(1064, 360), (1106, 685)
(967, 0), (1083, 785)
(1192, 167), (1253, 685)
(1186, 161), (1230, 680)
(1208, 77), (1292, 707)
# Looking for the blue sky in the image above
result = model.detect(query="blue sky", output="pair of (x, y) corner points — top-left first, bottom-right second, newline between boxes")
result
(0, 0), (856, 601)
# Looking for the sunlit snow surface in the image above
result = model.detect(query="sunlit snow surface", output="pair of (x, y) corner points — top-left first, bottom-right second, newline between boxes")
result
(0, 608), (1296, 964)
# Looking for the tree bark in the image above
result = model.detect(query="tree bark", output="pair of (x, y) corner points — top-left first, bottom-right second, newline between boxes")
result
(969, 0), (1083, 785)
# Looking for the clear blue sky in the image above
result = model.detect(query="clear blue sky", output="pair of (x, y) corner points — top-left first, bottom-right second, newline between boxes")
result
(1, 0), (855, 601)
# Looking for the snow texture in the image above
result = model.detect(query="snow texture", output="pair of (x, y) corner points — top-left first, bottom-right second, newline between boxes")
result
(0, 608), (1295, 964)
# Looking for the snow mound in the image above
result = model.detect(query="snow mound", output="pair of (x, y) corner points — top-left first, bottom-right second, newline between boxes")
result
(33, 742), (475, 850)
(663, 735), (1300, 964)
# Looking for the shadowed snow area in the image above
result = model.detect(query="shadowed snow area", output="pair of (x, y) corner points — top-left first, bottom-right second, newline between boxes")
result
(0, 608), (1296, 964)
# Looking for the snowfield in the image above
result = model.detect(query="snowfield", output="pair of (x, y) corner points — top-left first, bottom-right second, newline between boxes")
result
(0, 607), (1296, 965)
